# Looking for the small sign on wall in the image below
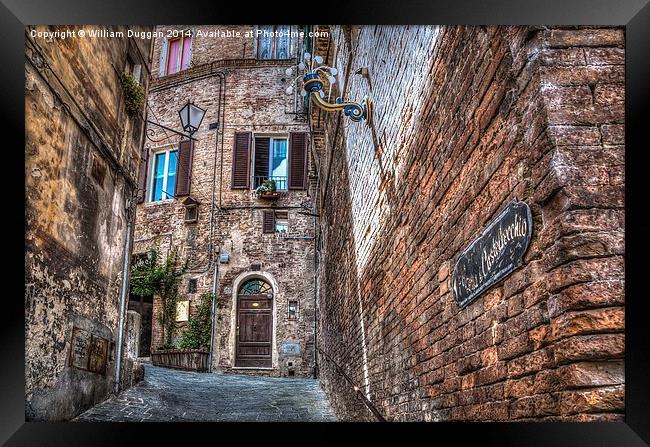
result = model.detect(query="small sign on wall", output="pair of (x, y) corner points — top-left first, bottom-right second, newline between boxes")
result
(176, 300), (189, 322)
(281, 342), (301, 356)
(69, 327), (109, 375)
(451, 200), (533, 308)
(69, 327), (91, 370)
(88, 335), (108, 374)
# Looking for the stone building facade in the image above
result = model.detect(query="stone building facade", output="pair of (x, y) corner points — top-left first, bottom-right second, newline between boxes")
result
(134, 25), (317, 377)
(25, 26), (153, 420)
(310, 26), (624, 421)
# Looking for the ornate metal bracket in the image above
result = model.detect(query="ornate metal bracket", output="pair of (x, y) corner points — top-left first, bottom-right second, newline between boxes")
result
(303, 73), (372, 124)
(145, 119), (198, 143)
(286, 53), (372, 125)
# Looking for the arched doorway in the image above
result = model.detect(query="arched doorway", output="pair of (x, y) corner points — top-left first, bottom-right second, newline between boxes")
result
(235, 278), (273, 367)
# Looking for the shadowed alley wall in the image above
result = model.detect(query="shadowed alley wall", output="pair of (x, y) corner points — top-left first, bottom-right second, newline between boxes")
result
(25, 26), (153, 420)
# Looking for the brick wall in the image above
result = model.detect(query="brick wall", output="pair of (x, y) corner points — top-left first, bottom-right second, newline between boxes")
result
(135, 26), (317, 377)
(313, 25), (624, 421)
(25, 26), (153, 420)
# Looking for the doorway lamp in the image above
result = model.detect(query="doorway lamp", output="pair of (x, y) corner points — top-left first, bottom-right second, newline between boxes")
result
(146, 100), (206, 142)
(284, 52), (372, 125)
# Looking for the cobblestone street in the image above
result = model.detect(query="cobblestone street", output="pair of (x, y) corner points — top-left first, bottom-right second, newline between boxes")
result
(75, 364), (336, 422)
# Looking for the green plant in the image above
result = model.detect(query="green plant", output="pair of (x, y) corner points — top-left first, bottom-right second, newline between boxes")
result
(130, 247), (187, 348)
(178, 293), (213, 350)
(119, 71), (145, 118)
(255, 179), (277, 195)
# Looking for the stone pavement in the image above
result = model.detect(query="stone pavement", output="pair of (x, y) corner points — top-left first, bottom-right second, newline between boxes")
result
(74, 364), (336, 422)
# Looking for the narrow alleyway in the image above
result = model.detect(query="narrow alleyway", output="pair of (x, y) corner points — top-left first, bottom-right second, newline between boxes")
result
(74, 364), (336, 422)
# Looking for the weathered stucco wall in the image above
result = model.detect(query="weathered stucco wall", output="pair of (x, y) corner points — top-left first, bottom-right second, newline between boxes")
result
(25, 25), (153, 420)
(134, 25), (316, 377)
(313, 25), (624, 421)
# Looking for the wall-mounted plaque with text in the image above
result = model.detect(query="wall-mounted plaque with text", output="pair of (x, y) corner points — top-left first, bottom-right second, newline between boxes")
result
(451, 200), (533, 308)
(69, 327), (91, 370)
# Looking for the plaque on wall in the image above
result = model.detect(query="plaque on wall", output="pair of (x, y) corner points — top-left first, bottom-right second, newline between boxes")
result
(69, 327), (91, 370)
(451, 200), (533, 308)
(176, 300), (189, 322)
(88, 335), (109, 374)
(69, 327), (110, 374)
(281, 342), (301, 356)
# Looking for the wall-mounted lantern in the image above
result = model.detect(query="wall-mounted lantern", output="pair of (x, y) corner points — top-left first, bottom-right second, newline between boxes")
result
(178, 101), (206, 136)
(146, 100), (206, 142)
(284, 52), (372, 125)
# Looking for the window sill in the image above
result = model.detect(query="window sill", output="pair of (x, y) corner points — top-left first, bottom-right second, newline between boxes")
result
(158, 68), (190, 78)
(255, 58), (293, 62)
(145, 198), (175, 206)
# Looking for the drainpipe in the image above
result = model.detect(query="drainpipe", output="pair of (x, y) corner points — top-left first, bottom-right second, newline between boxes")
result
(207, 246), (220, 372)
(114, 193), (135, 394)
(313, 208), (318, 379)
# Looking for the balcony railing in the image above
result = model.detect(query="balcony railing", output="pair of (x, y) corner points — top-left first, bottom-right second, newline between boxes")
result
(254, 176), (287, 191)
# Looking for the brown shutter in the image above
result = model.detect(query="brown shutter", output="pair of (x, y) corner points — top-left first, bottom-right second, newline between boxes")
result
(174, 139), (193, 197)
(289, 132), (307, 190)
(136, 145), (150, 203)
(262, 210), (275, 233)
(232, 132), (251, 189)
(254, 137), (270, 188)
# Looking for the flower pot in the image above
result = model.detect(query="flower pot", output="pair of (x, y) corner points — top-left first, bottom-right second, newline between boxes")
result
(151, 348), (209, 372)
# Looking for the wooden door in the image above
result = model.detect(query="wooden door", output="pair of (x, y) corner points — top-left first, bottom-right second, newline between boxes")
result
(235, 294), (272, 367)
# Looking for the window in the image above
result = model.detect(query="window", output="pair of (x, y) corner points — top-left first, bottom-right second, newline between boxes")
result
(288, 301), (298, 320)
(275, 211), (288, 234)
(132, 64), (142, 84)
(257, 25), (291, 59)
(187, 278), (197, 294)
(239, 279), (273, 295)
(150, 148), (178, 202)
(262, 210), (289, 234)
(254, 136), (288, 190)
(165, 35), (192, 75)
(125, 55), (142, 84)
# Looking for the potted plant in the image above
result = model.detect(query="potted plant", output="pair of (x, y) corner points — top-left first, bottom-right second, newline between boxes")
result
(255, 179), (279, 199)
(119, 71), (145, 118)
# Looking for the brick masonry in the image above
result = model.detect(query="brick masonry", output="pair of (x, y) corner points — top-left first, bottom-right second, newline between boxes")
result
(134, 26), (317, 377)
(311, 26), (624, 421)
(25, 26), (153, 420)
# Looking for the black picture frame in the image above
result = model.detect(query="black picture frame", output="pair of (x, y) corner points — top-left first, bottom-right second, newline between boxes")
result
(6, 0), (648, 444)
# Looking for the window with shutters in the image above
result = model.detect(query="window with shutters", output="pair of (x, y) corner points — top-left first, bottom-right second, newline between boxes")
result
(149, 148), (178, 202)
(262, 210), (289, 234)
(232, 132), (307, 192)
(256, 25), (291, 59)
(163, 33), (192, 76)
(253, 136), (288, 191)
